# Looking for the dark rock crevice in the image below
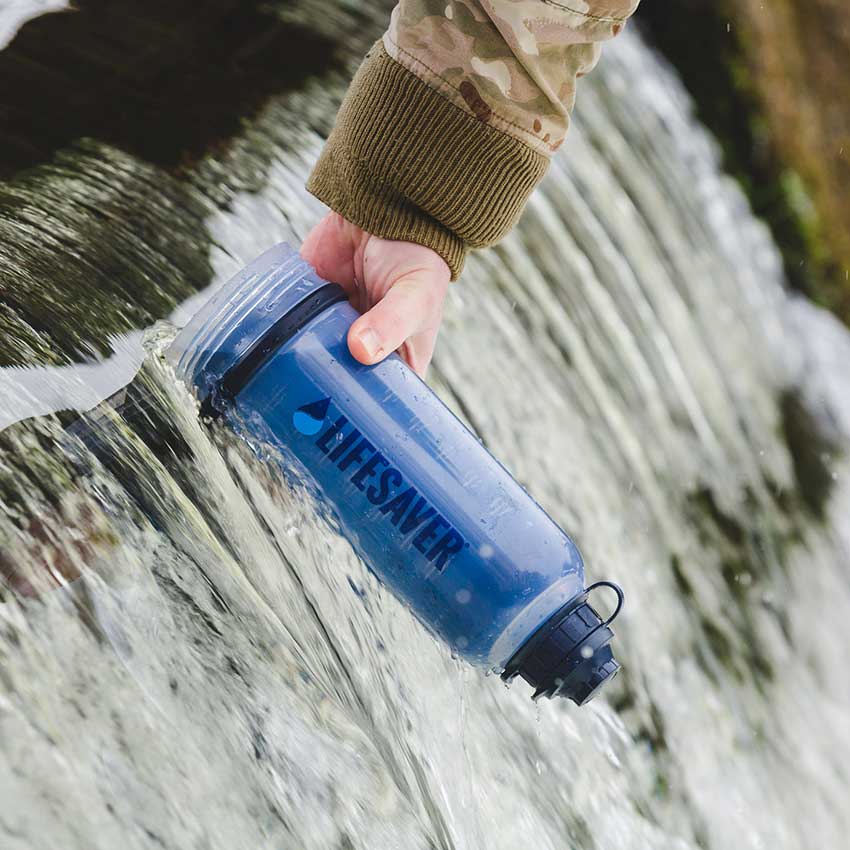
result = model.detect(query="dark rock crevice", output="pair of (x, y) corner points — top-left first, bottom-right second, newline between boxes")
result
(0, 0), (341, 179)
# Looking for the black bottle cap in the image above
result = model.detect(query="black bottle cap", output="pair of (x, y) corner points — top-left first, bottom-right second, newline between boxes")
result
(502, 581), (624, 704)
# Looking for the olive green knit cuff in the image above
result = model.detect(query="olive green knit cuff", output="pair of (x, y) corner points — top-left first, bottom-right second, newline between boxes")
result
(307, 41), (549, 280)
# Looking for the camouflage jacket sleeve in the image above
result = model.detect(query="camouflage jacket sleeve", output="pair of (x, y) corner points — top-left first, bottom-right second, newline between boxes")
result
(307, 1), (640, 278)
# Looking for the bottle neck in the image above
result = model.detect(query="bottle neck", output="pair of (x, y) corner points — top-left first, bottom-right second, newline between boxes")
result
(167, 243), (344, 413)
(199, 283), (346, 418)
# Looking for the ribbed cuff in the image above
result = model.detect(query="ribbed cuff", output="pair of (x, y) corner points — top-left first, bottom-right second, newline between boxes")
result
(307, 41), (549, 280)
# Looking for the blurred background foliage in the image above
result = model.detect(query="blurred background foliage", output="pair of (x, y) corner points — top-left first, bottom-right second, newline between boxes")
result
(642, 0), (850, 324)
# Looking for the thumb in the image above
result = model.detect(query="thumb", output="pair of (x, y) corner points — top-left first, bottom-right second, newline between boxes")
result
(348, 274), (443, 367)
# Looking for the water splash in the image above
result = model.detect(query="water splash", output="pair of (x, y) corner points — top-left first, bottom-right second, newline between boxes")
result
(1, 6), (849, 850)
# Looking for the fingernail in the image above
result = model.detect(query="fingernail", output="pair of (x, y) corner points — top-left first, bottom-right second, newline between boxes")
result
(355, 327), (383, 360)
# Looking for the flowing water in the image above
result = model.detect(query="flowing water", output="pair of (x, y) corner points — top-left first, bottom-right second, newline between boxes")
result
(1, 4), (850, 849)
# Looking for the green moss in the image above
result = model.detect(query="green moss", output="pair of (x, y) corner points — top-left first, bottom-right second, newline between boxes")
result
(779, 389), (840, 520)
(688, 488), (746, 547)
(680, 478), (817, 689)
(670, 554), (694, 598)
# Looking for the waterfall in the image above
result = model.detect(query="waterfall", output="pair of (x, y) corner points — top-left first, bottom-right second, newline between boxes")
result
(1, 5), (849, 849)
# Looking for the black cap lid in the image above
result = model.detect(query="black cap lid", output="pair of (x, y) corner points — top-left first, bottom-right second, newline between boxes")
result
(502, 581), (624, 704)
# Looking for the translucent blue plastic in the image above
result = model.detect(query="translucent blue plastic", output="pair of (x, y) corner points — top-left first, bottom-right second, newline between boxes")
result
(171, 245), (587, 669)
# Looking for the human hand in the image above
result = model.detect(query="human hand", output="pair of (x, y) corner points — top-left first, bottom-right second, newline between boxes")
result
(300, 212), (450, 377)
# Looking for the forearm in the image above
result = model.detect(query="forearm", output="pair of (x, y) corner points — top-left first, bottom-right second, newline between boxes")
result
(385, 1), (637, 152)
(308, 1), (639, 278)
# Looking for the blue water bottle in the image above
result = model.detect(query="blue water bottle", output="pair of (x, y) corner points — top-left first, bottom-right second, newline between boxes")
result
(169, 244), (624, 704)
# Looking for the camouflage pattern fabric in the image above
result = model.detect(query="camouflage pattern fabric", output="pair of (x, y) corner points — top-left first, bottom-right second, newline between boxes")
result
(384, 1), (640, 154)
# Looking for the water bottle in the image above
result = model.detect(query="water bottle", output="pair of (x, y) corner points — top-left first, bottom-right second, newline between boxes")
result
(169, 244), (624, 704)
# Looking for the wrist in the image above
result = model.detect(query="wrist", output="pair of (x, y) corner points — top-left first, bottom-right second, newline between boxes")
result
(307, 41), (549, 280)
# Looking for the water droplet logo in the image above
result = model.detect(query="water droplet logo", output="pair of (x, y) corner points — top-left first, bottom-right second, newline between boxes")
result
(293, 397), (331, 436)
